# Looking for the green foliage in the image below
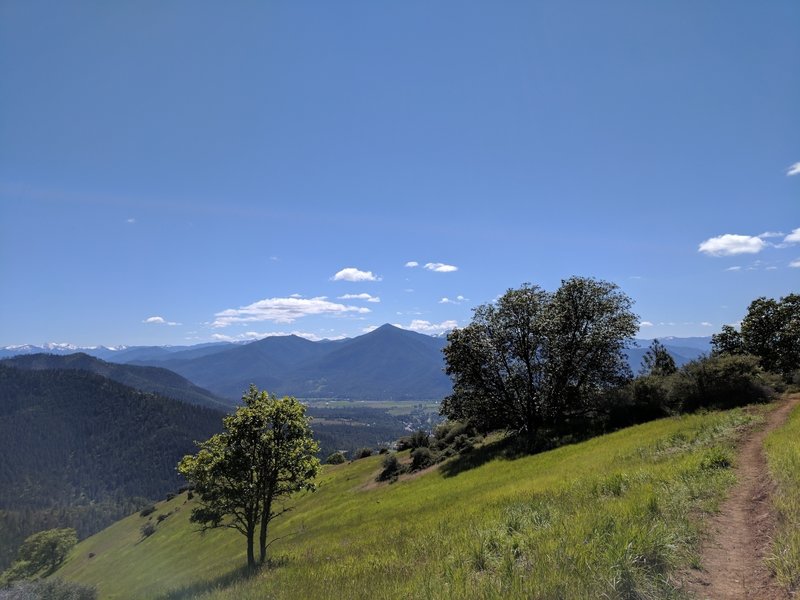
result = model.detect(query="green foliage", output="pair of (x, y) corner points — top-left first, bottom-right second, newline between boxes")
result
(410, 447), (435, 470)
(639, 339), (677, 377)
(325, 452), (346, 465)
(667, 354), (772, 412)
(140, 522), (156, 539)
(139, 506), (156, 518)
(0, 577), (96, 600)
(354, 447), (373, 459)
(740, 294), (800, 377)
(178, 386), (320, 569)
(1, 528), (77, 582)
(377, 453), (402, 482)
(442, 278), (638, 444)
(711, 324), (744, 356)
(765, 399), (800, 592)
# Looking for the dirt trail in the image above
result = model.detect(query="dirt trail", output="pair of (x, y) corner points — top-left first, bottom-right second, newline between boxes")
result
(686, 396), (799, 600)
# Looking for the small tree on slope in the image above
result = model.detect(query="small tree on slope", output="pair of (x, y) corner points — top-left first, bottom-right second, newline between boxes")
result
(178, 386), (320, 569)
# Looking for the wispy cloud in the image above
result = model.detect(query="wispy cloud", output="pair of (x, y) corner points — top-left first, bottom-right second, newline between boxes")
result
(424, 262), (458, 273)
(787, 162), (800, 176)
(338, 293), (381, 303)
(332, 267), (381, 282)
(639, 321), (654, 328)
(439, 295), (467, 304)
(784, 228), (800, 244)
(211, 330), (340, 342)
(212, 296), (370, 327)
(404, 261), (419, 268)
(700, 322), (713, 327)
(790, 258), (800, 268)
(395, 319), (458, 334)
(143, 316), (180, 326)
(698, 234), (766, 256)
(759, 231), (784, 239)
(126, 218), (136, 224)
(725, 266), (742, 271)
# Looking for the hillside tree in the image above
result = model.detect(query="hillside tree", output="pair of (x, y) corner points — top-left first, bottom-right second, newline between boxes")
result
(441, 277), (638, 444)
(710, 324), (744, 356)
(178, 386), (320, 569)
(1, 528), (77, 582)
(740, 294), (800, 376)
(640, 339), (677, 376)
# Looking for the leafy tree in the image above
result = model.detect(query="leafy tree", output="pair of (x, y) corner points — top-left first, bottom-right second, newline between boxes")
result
(325, 451), (346, 465)
(711, 324), (744, 356)
(741, 294), (800, 376)
(1, 528), (77, 582)
(442, 277), (638, 444)
(639, 339), (677, 376)
(178, 386), (320, 569)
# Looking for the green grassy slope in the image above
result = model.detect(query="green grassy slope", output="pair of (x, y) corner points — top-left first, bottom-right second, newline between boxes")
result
(765, 394), (800, 593)
(56, 407), (762, 600)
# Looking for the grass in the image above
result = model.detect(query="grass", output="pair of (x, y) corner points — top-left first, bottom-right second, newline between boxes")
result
(765, 394), (800, 593)
(55, 407), (759, 599)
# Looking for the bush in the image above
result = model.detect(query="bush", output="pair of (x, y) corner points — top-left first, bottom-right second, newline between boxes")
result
(139, 506), (156, 517)
(396, 430), (430, 451)
(0, 578), (97, 600)
(410, 447), (435, 470)
(165, 492), (175, 501)
(667, 354), (772, 412)
(156, 513), (169, 523)
(378, 447), (389, 455)
(377, 453), (402, 482)
(140, 522), (156, 539)
(354, 447), (373, 459)
(326, 451), (346, 465)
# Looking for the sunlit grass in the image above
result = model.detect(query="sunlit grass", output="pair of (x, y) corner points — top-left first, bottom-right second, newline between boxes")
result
(56, 408), (758, 599)
(765, 395), (800, 593)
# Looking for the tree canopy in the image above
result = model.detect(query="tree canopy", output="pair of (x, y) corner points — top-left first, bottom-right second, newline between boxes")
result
(1, 528), (77, 583)
(441, 277), (638, 444)
(640, 339), (677, 377)
(178, 386), (320, 569)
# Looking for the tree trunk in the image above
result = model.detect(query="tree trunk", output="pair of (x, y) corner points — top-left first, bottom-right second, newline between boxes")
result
(246, 527), (256, 570)
(259, 495), (273, 564)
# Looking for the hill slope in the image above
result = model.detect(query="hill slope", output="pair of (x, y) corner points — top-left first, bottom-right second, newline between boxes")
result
(56, 406), (762, 599)
(1, 353), (229, 409)
(0, 365), (224, 570)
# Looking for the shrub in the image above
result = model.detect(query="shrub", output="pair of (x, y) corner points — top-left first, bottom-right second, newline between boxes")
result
(156, 513), (169, 523)
(326, 451), (346, 465)
(140, 522), (156, 539)
(378, 447), (389, 454)
(139, 506), (156, 517)
(377, 453), (402, 482)
(667, 354), (772, 412)
(409, 430), (430, 449)
(410, 447), (435, 470)
(355, 447), (373, 459)
(165, 492), (176, 501)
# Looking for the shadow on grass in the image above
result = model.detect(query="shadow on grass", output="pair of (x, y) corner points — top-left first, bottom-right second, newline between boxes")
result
(157, 558), (287, 600)
(439, 435), (530, 478)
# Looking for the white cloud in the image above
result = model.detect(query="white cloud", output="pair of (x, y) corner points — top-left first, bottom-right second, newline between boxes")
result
(126, 218), (136, 224)
(700, 322), (713, 327)
(338, 293), (381, 303)
(784, 228), (800, 244)
(290, 293), (303, 298)
(790, 258), (800, 268)
(396, 319), (458, 335)
(698, 234), (766, 256)
(639, 321), (654, 328)
(787, 162), (800, 176)
(143, 316), (180, 326)
(759, 231), (784, 239)
(211, 330), (339, 342)
(361, 325), (379, 334)
(332, 267), (381, 282)
(212, 296), (370, 327)
(439, 295), (467, 305)
(405, 261), (419, 268)
(725, 266), (742, 271)
(424, 262), (458, 273)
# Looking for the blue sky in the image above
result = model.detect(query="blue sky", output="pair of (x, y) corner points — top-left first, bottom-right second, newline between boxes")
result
(1, 1), (798, 347)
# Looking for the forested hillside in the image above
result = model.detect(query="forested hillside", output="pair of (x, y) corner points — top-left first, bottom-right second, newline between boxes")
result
(0, 365), (224, 570)
(1, 353), (229, 409)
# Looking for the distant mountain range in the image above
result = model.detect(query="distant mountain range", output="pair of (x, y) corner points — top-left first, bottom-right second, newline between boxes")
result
(0, 328), (712, 402)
